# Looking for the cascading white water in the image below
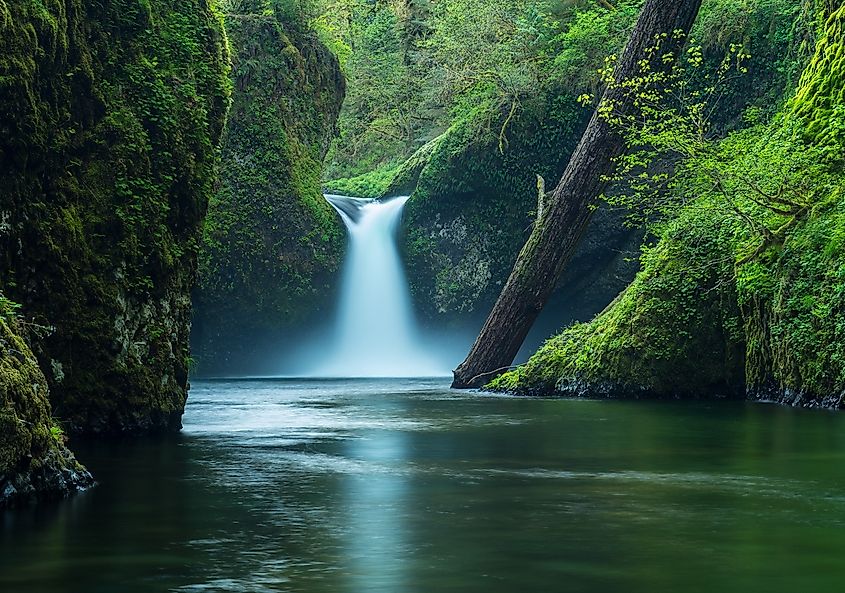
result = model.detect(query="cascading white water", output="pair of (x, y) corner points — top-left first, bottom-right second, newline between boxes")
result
(310, 194), (446, 377)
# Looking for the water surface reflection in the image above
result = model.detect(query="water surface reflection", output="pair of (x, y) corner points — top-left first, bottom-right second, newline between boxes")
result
(2, 379), (845, 592)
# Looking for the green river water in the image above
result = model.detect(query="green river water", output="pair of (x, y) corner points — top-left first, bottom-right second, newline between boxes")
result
(2, 378), (845, 592)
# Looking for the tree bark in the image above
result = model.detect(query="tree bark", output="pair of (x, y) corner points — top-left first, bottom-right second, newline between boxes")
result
(452, 0), (704, 388)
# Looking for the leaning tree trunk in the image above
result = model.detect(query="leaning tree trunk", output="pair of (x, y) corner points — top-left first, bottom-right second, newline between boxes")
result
(452, 0), (704, 388)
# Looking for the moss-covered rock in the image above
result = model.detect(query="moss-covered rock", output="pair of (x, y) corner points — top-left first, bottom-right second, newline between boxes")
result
(491, 207), (747, 399)
(192, 4), (345, 374)
(400, 97), (609, 325)
(0, 314), (92, 508)
(741, 189), (845, 407)
(743, 6), (845, 405)
(0, 0), (231, 434)
(791, 5), (845, 148)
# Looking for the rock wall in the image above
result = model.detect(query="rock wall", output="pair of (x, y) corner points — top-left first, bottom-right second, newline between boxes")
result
(1, 315), (92, 508)
(0, 0), (231, 434)
(744, 4), (845, 407)
(192, 5), (346, 375)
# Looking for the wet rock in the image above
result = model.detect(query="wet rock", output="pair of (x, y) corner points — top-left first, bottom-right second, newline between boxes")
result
(0, 317), (93, 509)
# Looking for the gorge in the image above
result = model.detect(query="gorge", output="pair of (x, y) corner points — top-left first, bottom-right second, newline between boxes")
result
(2, 0), (845, 590)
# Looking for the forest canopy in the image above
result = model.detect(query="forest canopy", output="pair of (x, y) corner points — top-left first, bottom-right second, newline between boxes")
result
(288, 0), (809, 197)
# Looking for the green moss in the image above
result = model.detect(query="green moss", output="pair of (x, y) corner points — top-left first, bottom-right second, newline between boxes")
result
(0, 313), (92, 506)
(0, 0), (231, 433)
(491, 206), (747, 399)
(496, 4), (845, 408)
(740, 4), (845, 403)
(193, 8), (345, 372)
(740, 186), (845, 403)
(791, 5), (845, 148)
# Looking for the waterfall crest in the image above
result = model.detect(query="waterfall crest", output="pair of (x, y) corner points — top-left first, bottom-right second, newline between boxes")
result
(309, 195), (446, 378)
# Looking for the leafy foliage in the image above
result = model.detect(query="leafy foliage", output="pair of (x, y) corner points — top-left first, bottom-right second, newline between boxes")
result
(495, 2), (845, 406)
(595, 35), (832, 266)
(395, 0), (807, 322)
(0, 294), (20, 323)
(322, 0), (439, 181)
(323, 165), (403, 199)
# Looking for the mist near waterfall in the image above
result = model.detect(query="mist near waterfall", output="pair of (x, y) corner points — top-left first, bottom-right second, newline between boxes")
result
(294, 195), (455, 378)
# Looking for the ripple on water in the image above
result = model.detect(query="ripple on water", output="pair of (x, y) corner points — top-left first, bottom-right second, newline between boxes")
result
(8, 378), (845, 593)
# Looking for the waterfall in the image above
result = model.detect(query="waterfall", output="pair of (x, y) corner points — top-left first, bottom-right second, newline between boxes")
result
(310, 194), (446, 378)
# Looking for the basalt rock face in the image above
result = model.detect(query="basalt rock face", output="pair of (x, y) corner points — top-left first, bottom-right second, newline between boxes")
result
(193, 7), (346, 376)
(0, 316), (93, 509)
(0, 0), (231, 434)
(398, 98), (627, 329)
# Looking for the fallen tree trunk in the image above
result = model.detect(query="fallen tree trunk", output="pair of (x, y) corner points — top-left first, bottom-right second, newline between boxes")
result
(452, 0), (704, 388)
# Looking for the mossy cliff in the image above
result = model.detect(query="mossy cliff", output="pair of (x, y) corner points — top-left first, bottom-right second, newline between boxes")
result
(398, 97), (629, 327)
(0, 0), (231, 433)
(490, 208), (748, 399)
(743, 3), (845, 407)
(193, 4), (345, 374)
(391, 0), (810, 329)
(493, 5), (845, 409)
(394, 41), (629, 328)
(1, 314), (93, 508)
